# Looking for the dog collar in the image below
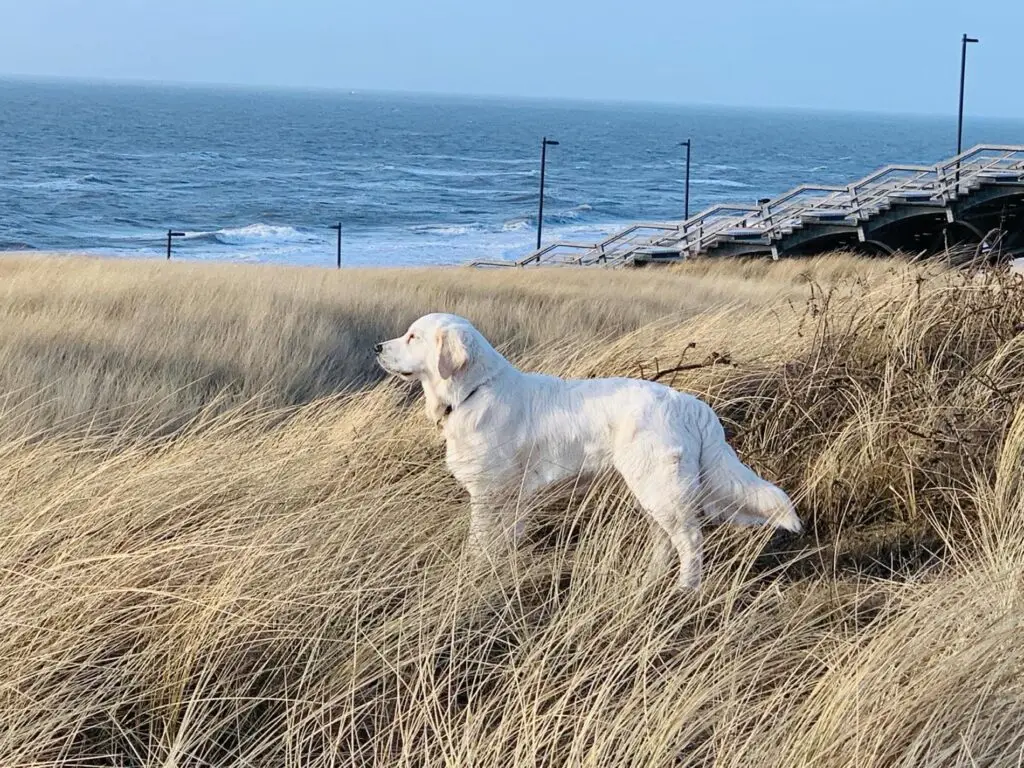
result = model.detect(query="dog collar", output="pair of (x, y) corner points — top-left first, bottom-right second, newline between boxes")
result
(443, 383), (483, 419)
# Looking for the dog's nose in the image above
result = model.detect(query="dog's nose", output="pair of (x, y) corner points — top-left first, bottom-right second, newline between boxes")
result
(374, 343), (383, 354)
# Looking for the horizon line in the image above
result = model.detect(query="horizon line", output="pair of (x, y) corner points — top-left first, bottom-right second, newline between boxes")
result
(3, 72), (1023, 124)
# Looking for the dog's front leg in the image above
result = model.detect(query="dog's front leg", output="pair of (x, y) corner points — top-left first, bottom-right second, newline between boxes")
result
(465, 492), (527, 567)
(645, 519), (676, 584)
(466, 498), (505, 565)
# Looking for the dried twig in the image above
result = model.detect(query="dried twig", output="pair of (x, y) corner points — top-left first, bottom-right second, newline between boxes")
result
(647, 357), (733, 383)
(639, 345), (735, 384)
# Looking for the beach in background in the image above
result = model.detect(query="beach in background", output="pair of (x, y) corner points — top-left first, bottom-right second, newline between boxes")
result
(3, 79), (1023, 267)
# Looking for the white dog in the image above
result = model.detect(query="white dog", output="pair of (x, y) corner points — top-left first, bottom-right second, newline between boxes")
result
(376, 313), (801, 589)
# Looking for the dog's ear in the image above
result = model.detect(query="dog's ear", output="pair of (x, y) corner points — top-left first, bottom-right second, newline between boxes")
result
(435, 326), (469, 380)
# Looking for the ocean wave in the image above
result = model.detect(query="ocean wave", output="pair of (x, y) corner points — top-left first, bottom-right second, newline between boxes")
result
(505, 192), (542, 203)
(384, 164), (530, 180)
(409, 224), (478, 237)
(184, 224), (321, 246)
(0, 240), (36, 251)
(546, 212), (579, 224)
(500, 202), (596, 231)
(407, 154), (535, 166)
(176, 151), (230, 161)
(2, 174), (110, 191)
(547, 203), (598, 223)
(689, 178), (752, 188)
(503, 218), (531, 232)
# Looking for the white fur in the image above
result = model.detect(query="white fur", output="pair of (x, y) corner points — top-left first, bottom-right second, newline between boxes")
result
(376, 313), (802, 589)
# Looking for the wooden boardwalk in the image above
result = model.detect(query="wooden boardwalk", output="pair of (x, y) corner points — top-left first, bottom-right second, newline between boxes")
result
(472, 144), (1024, 268)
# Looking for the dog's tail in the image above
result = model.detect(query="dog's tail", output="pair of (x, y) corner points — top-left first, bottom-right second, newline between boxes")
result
(697, 410), (802, 533)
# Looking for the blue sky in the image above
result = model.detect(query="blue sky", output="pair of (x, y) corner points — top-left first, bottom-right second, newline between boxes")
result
(1, 0), (1021, 118)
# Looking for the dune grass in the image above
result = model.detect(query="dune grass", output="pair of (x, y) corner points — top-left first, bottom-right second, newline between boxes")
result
(1, 252), (1023, 765)
(0, 252), (897, 438)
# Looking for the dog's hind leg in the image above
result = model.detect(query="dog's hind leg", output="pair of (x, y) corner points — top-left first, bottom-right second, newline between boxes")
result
(614, 439), (704, 590)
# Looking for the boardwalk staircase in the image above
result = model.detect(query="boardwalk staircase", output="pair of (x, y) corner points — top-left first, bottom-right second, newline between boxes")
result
(469, 145), (1024, 267)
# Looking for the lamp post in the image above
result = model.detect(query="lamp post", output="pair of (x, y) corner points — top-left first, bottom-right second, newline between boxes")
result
(166, 229), (185, 260)
(680, 139), (692, 220)
(329, 223), (342, 269)
(957, 34), (979, 156)
(537, 137), (559, 250)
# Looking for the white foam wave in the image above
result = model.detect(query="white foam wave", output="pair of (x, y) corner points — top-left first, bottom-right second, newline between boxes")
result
(2, 174), (106, 191)
(389, 165), (528, 179)
(186, 224), (319, 245)
(411, 225), (474, 237)
(549, 204), (597, 222)
(690, 178), (752, 188)
(408, 154), (535, 166)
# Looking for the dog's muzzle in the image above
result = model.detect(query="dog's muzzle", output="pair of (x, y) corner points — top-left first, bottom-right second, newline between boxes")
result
(375, 348), (413, 380)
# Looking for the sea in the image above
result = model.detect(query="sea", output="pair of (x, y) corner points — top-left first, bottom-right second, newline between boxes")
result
(1, 79), (1022, 268)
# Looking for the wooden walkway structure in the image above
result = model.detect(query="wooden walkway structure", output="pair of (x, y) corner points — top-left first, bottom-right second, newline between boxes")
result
(471, 144), (1024, 268)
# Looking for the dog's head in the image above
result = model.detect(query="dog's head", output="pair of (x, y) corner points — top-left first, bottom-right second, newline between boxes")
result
(375, 313), (479, 387)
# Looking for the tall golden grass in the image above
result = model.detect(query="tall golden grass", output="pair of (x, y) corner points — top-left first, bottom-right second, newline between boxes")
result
(1, 252), (1022, 766)
(0, 253), (896, 437)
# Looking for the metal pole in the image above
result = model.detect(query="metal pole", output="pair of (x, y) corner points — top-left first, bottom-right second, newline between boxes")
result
(537, 138), (547, 251)
(536, 137), (559, 250)
(330, 223), (342, 268)
(683, 139), (692, 220)
(957, 34), (979, 156)
(166, 230), (185, 260)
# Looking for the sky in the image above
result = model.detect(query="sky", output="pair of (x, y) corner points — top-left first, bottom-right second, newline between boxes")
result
(1, 0), (1021, 118)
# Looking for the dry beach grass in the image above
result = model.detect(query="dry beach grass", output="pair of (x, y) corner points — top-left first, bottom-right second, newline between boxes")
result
(0, 252), (1023, 766)
(0, 252), (895, 437)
